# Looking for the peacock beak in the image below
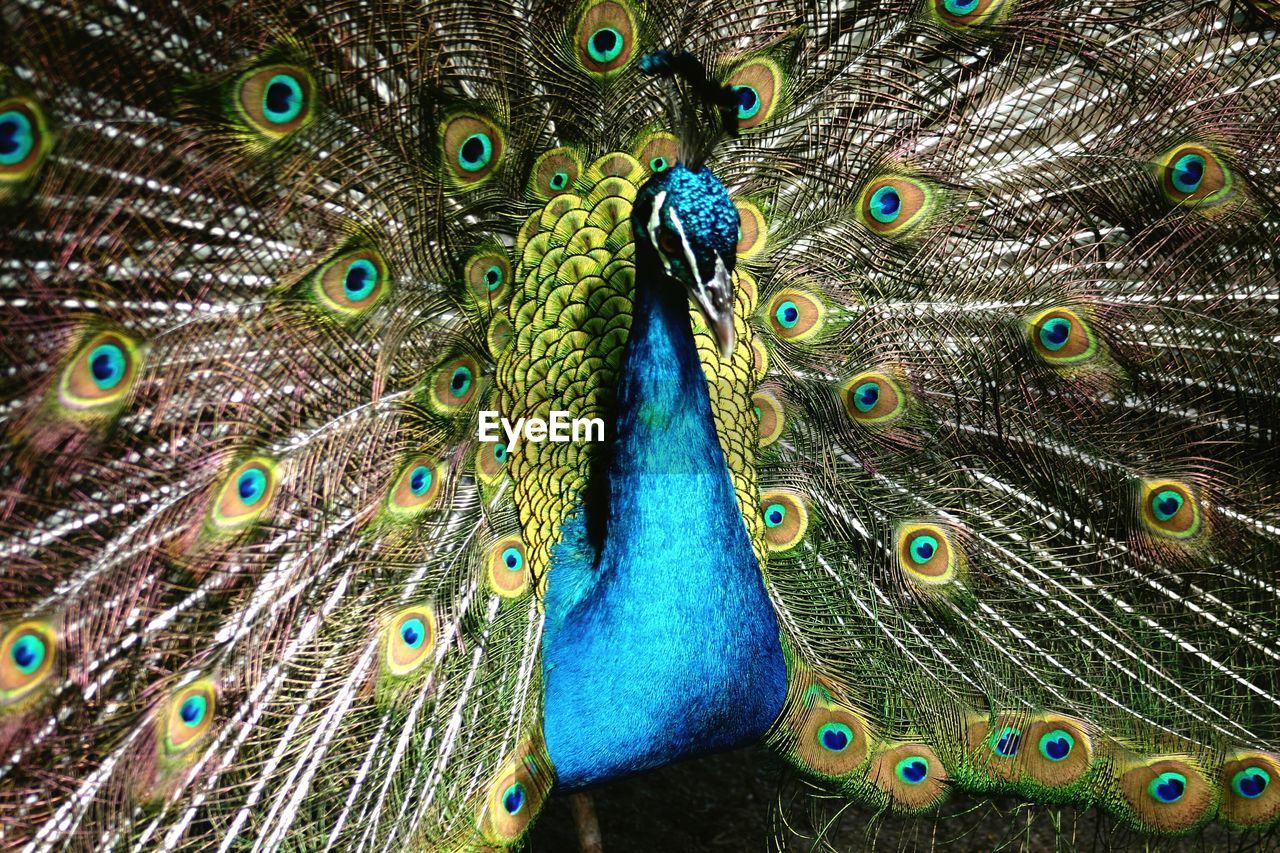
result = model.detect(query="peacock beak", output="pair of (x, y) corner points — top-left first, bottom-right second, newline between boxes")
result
(690, 252), (736, 359)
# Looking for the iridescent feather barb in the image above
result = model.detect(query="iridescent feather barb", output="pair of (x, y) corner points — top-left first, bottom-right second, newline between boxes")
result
(1, 0), (1279, 850)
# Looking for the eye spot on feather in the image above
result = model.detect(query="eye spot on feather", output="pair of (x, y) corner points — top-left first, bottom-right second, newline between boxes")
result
(988, 725), (1022, 758)
(236, 66), (316, 140)
(1028, 307), (1100, 366)
(1155, 144), (1233, 209)
(57, 331), (143, 413)
(933, 0), (1010, 29)
(857, 176), (936, 237)
(477, 439), (510, 485)
(576, 0), (636, 76)
(841, 371), (907, 427)
(1038, 729), (1074, 761)
(488, 536), (529, 598)
(480, 745), (550, 844)
(765, 288), (824, 342)
(1233, 768), (1269, 799)
(733, 85), (761, 120)
(725, 58), (784, 130)
(634, 131), (679, 177)
(384, 606), (436, 677)
(316, 250), (388, 315)
(0, 620), (56, 705)
(466, 250), (512, 308)
(0, 97), (51, 185)
(1149, 771), (1187, 803)
(1221, 753), (1280, 827)
(162, 679), (216, 756)
(211, 458), (277, 532)
(441, 113), (505, 187)
(752, 389), (784, 447)
(1139, 479), (1203, 541)
(870, 743), (948, 811)
(896, 756), (929, 784)
(760, 491), (807, 551)
(791, 692), (872, 777)
(530, 148), (583, 200)
(428, 356), (481, 414)
(1118, 757), (1213, 833)
(896, 523), (961, 586)
(388, 457), (444, 517)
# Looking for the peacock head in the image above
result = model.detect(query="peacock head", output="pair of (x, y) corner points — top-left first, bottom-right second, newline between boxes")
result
(632, 162), (739, 357)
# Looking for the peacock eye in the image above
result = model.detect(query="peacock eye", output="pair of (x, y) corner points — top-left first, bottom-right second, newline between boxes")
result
(211, 457), (277, 531)
(576, 0), (636, 76)
(530, 147), (582, 199)
(450, 366), (473, 397)
(587, 28), (624, 63)
(989, 725), (1022, 757)
(933, 0), (1008, 27)
(388, 457), (445, 517)
(842, 371), (908, 426)
(0, 98), (51, 184)
(725, 58), (784, 130)
(316, 250), (388, 315)
(503, 782), (527, 814)
(1028, 307), (1100, 366)
(1149, 771), (1188, 804)
(1, 620), (57, 704)
(735, 199), (768, 259)
(1139, 479), (1203, 541)
(896, 523), (962, 586)
(459, 133), (493, 172)
(428, 355), (481, 413)
(482, 746), (549, 843)
(634, 131), (678, 176)
(817, 722), (853, 752)
(58, 331), (143, 412)
(466, 250), (511, 307)
(895, 756), (930, 784)
(236, 66), (316, 139)
(857, 176), (937, 237)
(733, 85), (761, 121)
(1155, 144), (1233, 209)
(766, 288), (825, 342)
(488, 536), (530, 598)
(440, 113), (505, 187)
(162, 680), (216, 755)
(759, 491), (808, 551)
(477, 438), (510, 485)
(1038, 728), (1075, 761)
(1232, 767), (1271, 799)
(385, 606), (436, 676)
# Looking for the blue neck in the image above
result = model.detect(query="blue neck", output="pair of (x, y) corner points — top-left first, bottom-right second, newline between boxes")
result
(540, 260), (788, 789)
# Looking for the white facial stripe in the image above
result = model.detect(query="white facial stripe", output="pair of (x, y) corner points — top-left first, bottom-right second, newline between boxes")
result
(647, 190), (674, 276)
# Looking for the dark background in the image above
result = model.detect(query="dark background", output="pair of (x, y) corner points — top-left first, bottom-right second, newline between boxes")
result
(529, 746), (1280, 852)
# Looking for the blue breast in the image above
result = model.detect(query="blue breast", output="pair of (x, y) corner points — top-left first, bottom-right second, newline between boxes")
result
(540, 277), (788, 789)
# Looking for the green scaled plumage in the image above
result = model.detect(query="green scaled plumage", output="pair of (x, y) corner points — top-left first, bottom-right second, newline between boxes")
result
(1, 0), (1278, 849)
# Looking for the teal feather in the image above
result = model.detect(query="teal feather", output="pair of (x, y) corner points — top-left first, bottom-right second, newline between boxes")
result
(1, 0), (1279, 849)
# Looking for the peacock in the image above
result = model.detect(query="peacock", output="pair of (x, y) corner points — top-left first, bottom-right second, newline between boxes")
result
(1, 0), (1279, 849)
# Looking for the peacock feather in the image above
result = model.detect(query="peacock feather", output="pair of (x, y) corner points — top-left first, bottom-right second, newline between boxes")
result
(1, 0), (1279, 849)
